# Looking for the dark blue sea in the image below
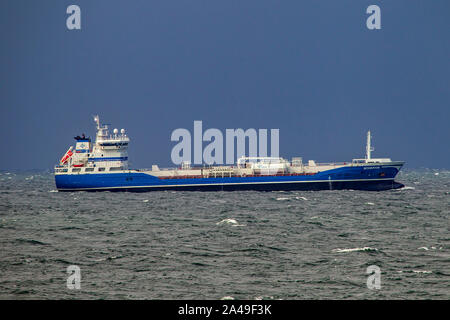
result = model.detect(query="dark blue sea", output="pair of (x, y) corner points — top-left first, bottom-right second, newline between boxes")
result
(0, 169), (448, 299)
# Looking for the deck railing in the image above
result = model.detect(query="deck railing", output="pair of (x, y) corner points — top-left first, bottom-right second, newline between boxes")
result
(313, 162), (348, 166)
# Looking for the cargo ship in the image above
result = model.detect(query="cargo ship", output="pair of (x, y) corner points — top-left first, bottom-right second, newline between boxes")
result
(54, 116), (405, 192)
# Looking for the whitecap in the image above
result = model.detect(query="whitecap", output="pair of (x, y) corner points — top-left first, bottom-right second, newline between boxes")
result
(221, 296), (235, 300)
(216, 218), (246, 227)
(255, 295), (274, 300)
(418, 247), (429, 251)
(332, 247), (378, 253)
(93, 258), (106, 262)
(217, 218), (238, 225)
(400, 186), (415, 190)
(48, 190), (58, 193)
(276, 197), (290, 201)
(365, 202), (375, 206)
(413, 270), (432, 274)
(143, 200), (149, 202)
(296, 196), (308, 201)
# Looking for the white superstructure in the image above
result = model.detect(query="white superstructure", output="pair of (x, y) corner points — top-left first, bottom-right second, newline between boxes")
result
(55, 116), (130, 173)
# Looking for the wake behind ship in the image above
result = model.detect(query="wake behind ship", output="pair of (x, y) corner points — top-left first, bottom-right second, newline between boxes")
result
(54, 117), (405, 192)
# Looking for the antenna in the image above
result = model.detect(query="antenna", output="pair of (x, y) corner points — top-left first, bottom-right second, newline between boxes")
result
(93, 115), (100, 129)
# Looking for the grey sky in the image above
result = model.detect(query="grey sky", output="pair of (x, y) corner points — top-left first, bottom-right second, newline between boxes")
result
(1, 0), (449, 170)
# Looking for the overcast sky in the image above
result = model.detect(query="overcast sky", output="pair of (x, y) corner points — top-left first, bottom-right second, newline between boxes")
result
(1, 0), (449, 170)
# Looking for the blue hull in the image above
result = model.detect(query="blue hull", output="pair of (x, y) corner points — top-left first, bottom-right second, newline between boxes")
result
(58, 180), (404, 192)
(55, 165), (404, 192)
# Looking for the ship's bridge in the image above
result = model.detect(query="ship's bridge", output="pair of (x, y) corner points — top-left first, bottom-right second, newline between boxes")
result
(87, 116), (130, 170)
(95, 129), (130, 150)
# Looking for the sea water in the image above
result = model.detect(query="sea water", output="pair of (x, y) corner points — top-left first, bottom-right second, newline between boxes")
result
(0, 169), (448, 299)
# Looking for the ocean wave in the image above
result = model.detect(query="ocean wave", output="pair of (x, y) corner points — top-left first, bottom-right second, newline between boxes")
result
(15, 239), (48, 246)
(94, 255), (123, 262)
(216, 218), (246, 227)
(59, 226), (83, 231)
(418, 246), (438, 251)
(332, 247), (378, 253)
(107, 255), (122, 261)
(255, 295), (275, 300)
(399, 186), (416, 191)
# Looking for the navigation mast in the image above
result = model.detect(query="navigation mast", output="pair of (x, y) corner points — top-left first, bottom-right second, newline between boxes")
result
(366, 130), (374, 161)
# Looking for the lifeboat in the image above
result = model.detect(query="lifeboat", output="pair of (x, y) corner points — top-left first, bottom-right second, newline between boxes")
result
(60, 147), (74, 165)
